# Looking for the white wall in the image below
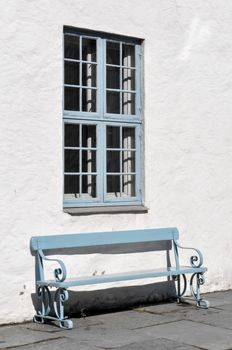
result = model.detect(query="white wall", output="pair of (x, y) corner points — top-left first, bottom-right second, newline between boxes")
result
(0, 0), (232, 324)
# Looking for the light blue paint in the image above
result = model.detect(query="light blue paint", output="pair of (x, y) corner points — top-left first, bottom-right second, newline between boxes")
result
(31, 226), (209, 329)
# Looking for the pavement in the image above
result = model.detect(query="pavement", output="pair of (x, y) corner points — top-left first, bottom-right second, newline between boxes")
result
(0, 291), (232, 350)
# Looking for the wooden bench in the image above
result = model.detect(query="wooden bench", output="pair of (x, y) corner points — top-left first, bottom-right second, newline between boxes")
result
(30, 227), (209, 329)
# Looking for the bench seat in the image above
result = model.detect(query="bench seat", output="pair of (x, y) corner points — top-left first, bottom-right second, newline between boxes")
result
(37, 266), (207, 288)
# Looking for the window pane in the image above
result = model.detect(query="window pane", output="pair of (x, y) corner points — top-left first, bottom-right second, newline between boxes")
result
(65, 61), (80, 85)
(65, 150), (79, 172)
(64, 87), (80, 111)
(107, 91), (120, 114)
(82, 175), (97, 197)
(64, 175), (80, 195)
(82, 38), (96, 62)
(65, 124), (79, 147)
(122, 44), (135, 67)
(122, 127), (135, 149)
(122, 68), (135, 91)
(107, 151), (120, 173)
(82, 125), (96, 148)
(122, 151), (135, 173)
(107, 66), (120, 89)
(107, 126), (120, 148)
(107, 175), (120, 196)
(64, 35), (79, 60)
(82, 150), (96, 172)
(82, 89), (96, 112)
(106, 42), (120, 65)
(122, 92), (135, 115)
(122, 175), (135, 196)
(82, 63), (97, 87)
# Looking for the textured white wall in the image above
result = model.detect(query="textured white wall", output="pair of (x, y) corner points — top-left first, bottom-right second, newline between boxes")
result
(0, 0), (232, 324)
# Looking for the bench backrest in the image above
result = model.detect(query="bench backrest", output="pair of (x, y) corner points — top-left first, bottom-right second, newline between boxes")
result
(30, 227), (179, 255)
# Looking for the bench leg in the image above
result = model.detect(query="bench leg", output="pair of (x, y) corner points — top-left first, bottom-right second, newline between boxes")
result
(34, 286), (73, 329)
(190, 273), (210, 308)
(173, 274), (187, 303)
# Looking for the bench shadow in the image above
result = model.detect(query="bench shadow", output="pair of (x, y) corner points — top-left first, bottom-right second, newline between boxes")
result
(31, 280), (176, 317)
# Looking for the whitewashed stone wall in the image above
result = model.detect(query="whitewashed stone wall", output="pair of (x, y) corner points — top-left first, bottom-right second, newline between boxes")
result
(0, 0), (232, 324)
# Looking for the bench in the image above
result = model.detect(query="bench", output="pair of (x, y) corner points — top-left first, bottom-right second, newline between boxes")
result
(30, 227), (209, 329)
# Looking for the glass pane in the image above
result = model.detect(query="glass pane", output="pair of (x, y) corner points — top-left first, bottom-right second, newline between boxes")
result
(82, 63), (97, 87)
(65, 124), (79, 147)
(82, 38), (96, 62)
(122, 92), (135, 115)
(122, 69), (135, 91)
(64, 35), (79, 60)
(82, 175), (97, 198)
(107, 126), (120, 148)
(122, 44), (135, 67)
(122, 175), (135, 196)
(107, 175), (120, 196)
(65, 150), (79, 172)
(82, 150), (96, 172)
(122, 151), (135, 172)
(107, 91), (120, 114)
(122, 127), (135, 149)
(107, 151), (120, 173)
(65, 61), (79, 85)
(82, 89), (96, 112)
(64, 175), (80, 195)
(107, 66), (120, 89)
(106, 41), (120, 65)
(82, 125), (96, 147)
(64, 87), (80, 111)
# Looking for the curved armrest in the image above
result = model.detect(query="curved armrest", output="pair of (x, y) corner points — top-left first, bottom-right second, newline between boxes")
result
(38, 249), (67, 282)
(174, 241), (203, 268)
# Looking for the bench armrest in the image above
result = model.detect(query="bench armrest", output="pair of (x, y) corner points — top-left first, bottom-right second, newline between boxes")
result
(38, 249), (67, 282)
(174, 241), (203, 268)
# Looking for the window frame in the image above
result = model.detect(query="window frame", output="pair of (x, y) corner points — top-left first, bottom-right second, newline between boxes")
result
(63, 27), (143, 209)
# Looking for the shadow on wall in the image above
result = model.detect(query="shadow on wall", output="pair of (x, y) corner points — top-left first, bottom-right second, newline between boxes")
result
(31, 281), (176, 317)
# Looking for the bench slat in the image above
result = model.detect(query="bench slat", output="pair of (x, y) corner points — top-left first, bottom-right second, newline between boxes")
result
(37, 265), (206, 288)
(30, 227), (179, 253)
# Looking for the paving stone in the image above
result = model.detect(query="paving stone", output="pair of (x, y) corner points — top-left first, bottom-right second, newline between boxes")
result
(114, 337), (201, 349)
(213, 303), (232, 313)
(84, 308), (183, 331)
(203, 291), (232, 307)
(6, 337), (97, 350)
(0, 325), (62, 348)
(184, 309), (232, 331)
(66, 323), (147, 348)
(137, 320), (232, 350)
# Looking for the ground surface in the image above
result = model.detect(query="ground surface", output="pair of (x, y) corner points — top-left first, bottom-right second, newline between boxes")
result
(0, 291), (232, 350)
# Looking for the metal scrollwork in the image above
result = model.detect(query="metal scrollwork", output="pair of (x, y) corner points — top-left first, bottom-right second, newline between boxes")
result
(54, 288), (69, 320)
(174, 241), (203, 268)
(36, 286), (52, 317)
(173, 274), (187, 300)
(190, 273), (209, 308)
(38, 249), (67, 282)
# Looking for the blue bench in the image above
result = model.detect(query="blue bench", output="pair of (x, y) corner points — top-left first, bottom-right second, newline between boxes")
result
(30, 227), (209, 329)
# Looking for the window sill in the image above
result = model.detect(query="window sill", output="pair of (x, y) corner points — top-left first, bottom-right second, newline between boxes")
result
(64, 205), (149, 216)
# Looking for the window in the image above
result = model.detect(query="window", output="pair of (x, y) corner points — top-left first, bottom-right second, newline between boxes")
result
(63, 27), (143, 210)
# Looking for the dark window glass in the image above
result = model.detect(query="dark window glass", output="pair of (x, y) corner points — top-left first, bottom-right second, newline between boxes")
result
(107, 42), (120, 65)
(65, 61), (79, 85)
(82, 89), (96, 112)
(64, 87), (80, 111)
(107, 91), (120, 114)
(64, 35), (79, 60)
(82, 38), (96, 62)
(107, 66), (120, 89)
(107, 126), (120, 148)
(65, 124), (79, 147)
(64, 175), (79, 195)
(65, 150), (79, 172)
